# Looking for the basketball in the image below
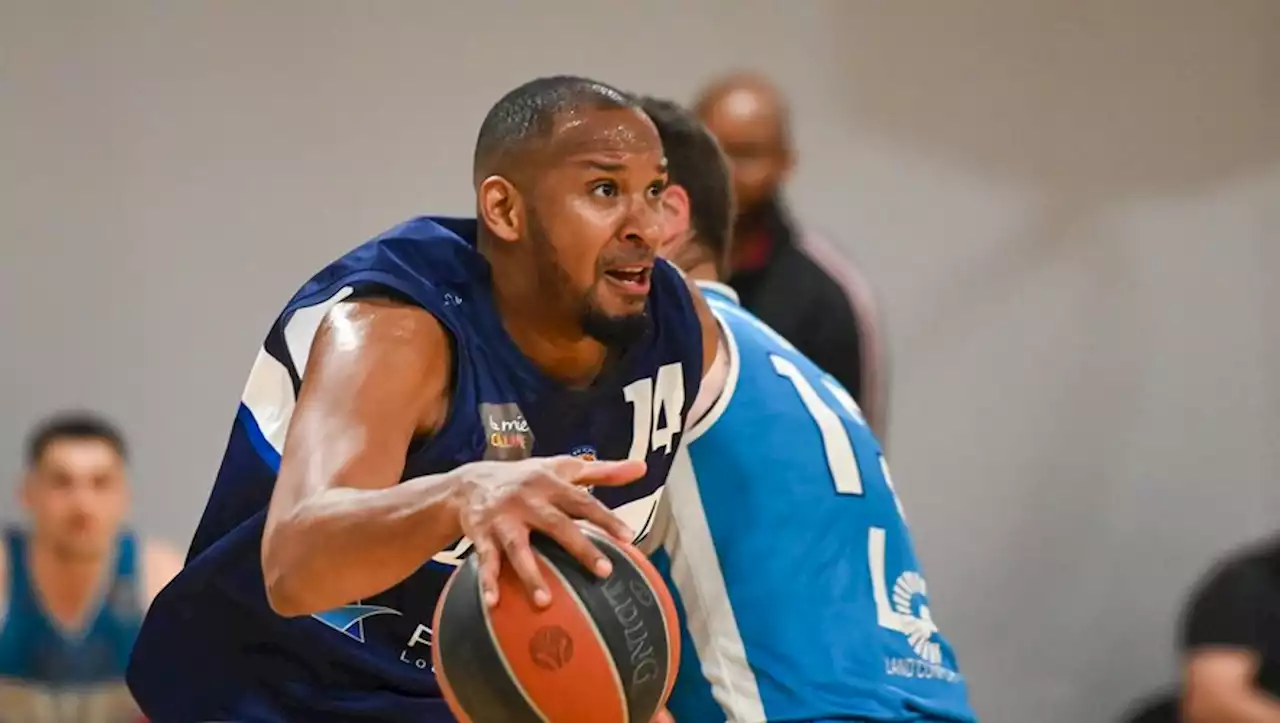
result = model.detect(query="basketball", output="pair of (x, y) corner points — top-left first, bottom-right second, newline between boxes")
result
(431, 527), (680, 723)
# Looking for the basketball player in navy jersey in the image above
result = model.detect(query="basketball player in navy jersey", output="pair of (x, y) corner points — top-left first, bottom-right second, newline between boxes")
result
(126, 76), (717, 722)
(641, 96), (976, 722)
(1, 413), (183, 723)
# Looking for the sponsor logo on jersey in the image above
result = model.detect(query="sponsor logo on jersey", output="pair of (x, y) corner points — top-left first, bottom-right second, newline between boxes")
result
(311, 604), (402, 643)
(891, 572), (942, 664)
(480, 402), (534, 460)
(312, 604), (439, 673)
(571, 445), (598, 492)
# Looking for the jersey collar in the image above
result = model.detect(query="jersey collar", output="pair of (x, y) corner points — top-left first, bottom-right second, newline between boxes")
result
(695, 280), (741, 305)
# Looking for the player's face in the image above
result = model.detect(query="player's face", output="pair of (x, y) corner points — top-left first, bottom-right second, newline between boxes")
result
(528, 107), (669, 344)
(23, 439), (128, 560)
(699, 103), (790, 215)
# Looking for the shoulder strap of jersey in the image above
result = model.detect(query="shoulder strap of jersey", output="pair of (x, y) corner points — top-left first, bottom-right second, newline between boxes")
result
(1, 530), (28, 626)
(115, 531), (138, 579)
(694, 280), (741, 307)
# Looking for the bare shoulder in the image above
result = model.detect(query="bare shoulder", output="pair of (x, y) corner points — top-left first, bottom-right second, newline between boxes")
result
(682, 275), (721, 378)
(140, 539), (186, 605)
(309, 297), (454, 431)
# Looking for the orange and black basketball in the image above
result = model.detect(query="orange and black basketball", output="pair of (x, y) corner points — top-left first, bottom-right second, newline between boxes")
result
(431, 527), (679, 723)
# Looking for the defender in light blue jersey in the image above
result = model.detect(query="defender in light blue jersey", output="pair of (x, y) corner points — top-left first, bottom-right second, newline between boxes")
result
(640, 97), (975, 722)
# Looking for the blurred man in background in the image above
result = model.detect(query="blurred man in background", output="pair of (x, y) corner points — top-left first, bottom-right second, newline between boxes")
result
(695, 72), (890, 441)
(1179, 536), (1280, 723)
(0, 412), (183, 723)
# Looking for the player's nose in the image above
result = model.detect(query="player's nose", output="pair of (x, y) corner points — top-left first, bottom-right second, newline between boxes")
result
(619, 193), (665, 251)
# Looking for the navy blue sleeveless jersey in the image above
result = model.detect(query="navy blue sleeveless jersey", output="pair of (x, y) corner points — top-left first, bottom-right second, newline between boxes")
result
(126, 216), (704, 722)
(651, 282), (975, 722)
(0, 528), (144, 723)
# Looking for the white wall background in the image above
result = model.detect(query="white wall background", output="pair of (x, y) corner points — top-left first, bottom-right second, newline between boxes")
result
(2, 1), (1277, 721)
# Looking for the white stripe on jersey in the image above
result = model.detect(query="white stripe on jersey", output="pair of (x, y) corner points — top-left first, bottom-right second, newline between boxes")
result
(240, 286), (354, 456)
(685, 306), (741, 445)
(662, 447), (768, 723)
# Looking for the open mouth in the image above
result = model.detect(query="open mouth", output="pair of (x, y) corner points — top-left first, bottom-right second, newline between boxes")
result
(604, 266), (653, 293)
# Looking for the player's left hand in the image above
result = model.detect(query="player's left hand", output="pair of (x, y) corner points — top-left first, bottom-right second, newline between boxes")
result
(651, 708), (674, 723)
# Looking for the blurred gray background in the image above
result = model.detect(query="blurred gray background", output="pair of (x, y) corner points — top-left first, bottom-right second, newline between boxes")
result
(2, 1), (1277, 721)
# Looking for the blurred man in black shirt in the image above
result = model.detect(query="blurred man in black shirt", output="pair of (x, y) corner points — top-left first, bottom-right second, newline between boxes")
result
(1181, 536), (1280, 722)
(694, 73), (889, 440)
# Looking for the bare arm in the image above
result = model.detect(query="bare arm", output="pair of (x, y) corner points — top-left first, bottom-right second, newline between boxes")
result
(1183, 649), (1280, 723)
(141, 541), (185, 605)
(261, 298), (641, 617)
(261, 298), (460, 616)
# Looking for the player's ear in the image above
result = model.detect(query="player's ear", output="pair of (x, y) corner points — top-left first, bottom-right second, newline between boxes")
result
(659, 185), (692, 258)
(478, 175), (523, 244)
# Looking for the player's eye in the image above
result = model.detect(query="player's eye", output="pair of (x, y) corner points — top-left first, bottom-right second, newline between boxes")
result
(646, 180), (669, 199)
(589, 181), (619, 198)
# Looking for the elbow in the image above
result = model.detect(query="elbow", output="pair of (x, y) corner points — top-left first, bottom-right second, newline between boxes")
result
(263, 571), (310, 619)
(260, 520), (311, 618)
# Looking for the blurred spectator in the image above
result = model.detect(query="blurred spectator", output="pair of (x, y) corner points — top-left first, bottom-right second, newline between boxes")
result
(0, 412), (183, 723)
(1180, 535), (1280, 722)
(694, 73), (890, 440)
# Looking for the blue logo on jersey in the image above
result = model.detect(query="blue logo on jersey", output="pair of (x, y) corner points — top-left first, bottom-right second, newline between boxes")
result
(312, 604), (402, 643)
(570, 445), (598, 461)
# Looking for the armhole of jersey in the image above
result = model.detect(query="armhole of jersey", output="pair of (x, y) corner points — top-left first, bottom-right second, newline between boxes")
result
(685, 309), (740, 444)
(241, 269), (463, 472)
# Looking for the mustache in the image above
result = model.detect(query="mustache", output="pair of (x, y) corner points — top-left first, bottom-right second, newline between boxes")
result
(598, 246), (656, 269)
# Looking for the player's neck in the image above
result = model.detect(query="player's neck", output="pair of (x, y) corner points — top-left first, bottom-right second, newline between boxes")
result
(682, 261), (719, 284)
(27, 535), (113, 627)
(489, 272), (609, 388)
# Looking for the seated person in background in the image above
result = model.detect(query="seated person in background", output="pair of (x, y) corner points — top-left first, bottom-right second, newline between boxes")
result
(0, 412), (183, 723)
(1181, 535), (1280, 723)
(639, 95), (975, 722)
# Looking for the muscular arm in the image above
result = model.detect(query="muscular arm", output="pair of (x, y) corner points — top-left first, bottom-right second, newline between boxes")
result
(1183, 650), (1280, 723)
(260, 298), (466, 617)
(260, 298), (639, 615)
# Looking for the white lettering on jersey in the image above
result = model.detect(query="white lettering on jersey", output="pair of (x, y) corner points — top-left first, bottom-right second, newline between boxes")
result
(773, 352), (949, 668)
(623, 362), (686, 459)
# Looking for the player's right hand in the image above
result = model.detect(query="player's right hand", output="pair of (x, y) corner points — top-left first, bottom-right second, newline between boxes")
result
(453, 455), (646, 609)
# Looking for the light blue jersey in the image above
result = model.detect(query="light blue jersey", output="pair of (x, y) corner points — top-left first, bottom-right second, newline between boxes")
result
(650, 282), (975, 723)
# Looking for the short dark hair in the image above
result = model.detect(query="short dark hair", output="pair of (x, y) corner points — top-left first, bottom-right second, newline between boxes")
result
(26, 412), (127, 465)
(474, 76), (637, 183)
(635, 96), (734, 275)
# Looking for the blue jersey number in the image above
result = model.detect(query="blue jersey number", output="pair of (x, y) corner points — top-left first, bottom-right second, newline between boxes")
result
(770, 354), (946, 664)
